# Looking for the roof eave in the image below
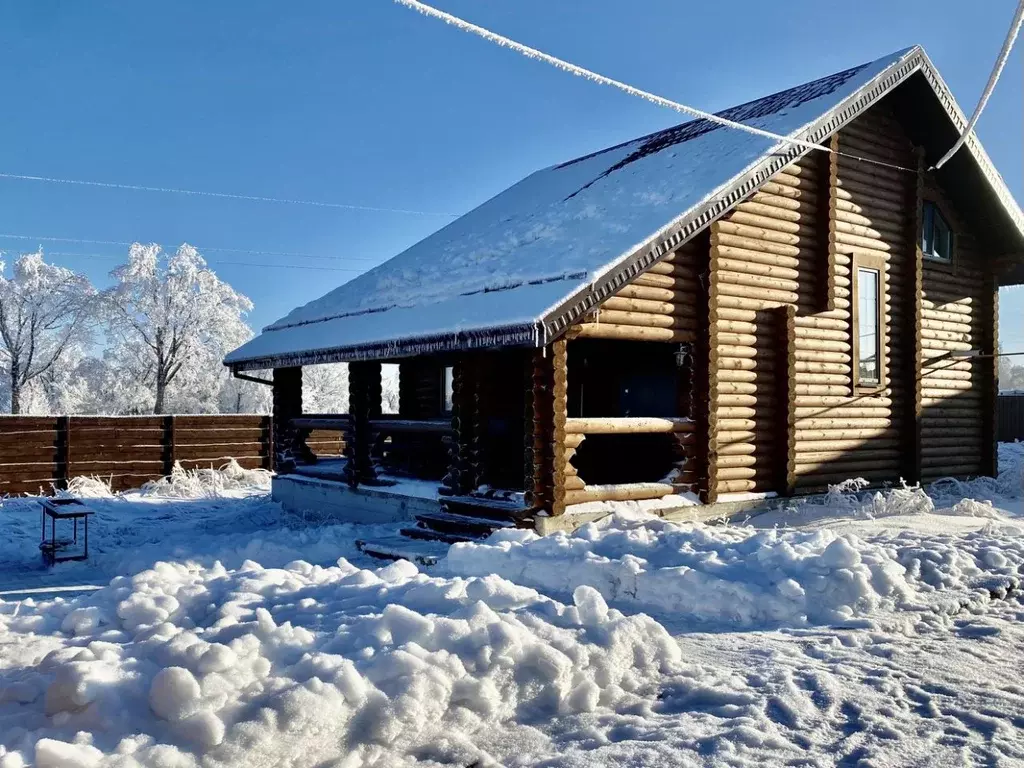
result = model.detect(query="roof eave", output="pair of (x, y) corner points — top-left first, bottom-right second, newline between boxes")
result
(225, 321), (542, 371)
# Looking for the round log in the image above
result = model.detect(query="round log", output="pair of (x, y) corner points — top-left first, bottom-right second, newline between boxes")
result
(592, 310), (695, 330)
(564, 417), (693, 434)
(796, 438), (900, 452)
(564, 483), (675, 506)
(573, 323), (696, 343)
(734, 200), (802, 223)
(716, 282), (799, 304)
(617, 284), (697, 304)
(716, 257), (800, 281)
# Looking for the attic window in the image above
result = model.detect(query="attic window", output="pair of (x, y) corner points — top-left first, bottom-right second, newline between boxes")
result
(922, 201), (953, 263)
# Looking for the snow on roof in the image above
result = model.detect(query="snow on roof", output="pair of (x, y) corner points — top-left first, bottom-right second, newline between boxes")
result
(226, 46), (1018, 369)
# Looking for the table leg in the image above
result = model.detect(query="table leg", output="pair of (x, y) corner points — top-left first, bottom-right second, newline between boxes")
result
(74, 517), (78, 543)
(84, 516), (88, 559)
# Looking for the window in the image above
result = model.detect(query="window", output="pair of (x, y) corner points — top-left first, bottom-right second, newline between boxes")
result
(441, 366), (454, 414)
(922, 200), (953, 263)
(852, 254), (885, 392)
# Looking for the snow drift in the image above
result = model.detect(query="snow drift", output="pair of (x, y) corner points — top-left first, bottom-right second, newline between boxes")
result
(446, 512), (1024, 629)
(0, 558), (682, 767)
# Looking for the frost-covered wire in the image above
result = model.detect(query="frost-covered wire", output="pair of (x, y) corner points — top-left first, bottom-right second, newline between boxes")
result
(933, 0), (1024, 170)
(0, 233), (379, 262)
(394, 0), (825, 153)
(0, 171), (458, 217)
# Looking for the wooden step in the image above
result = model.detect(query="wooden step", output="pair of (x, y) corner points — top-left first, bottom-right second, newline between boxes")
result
(399, 526), (486, 545)
(355, 535), (450, 566)
(414, 511), (517, 535)
(439, 494), (533, 522)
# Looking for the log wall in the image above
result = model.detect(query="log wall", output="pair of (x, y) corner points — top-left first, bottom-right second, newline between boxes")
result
(705, 105), (918, 495)
(918, 178), (997, 479)
(699, 102), (996, 496)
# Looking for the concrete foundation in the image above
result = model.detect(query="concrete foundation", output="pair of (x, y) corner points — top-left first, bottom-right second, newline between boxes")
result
(273, 474), (440, 524)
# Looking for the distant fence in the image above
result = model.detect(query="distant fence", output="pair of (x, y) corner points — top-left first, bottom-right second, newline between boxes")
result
(0, 415), (343, 496)
(998, 395), (1024, 443)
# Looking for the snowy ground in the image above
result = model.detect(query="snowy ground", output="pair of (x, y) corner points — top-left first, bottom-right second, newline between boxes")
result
(0, 446), (1022, 767)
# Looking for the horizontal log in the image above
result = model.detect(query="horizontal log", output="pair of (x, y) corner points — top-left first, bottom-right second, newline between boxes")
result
(715, 368), (758, 383)
(727, 210), (814, 238)
(716, 269), (798, 292)
(292, 417), (351, 430)
(794, 454), (901, 473)
(794, 469), (897, 488)
(714, 479), (761, 494)
(712, 230), (804, 259)
(796, 438), (900, 453)
(602, 296), (696, 317)
(716, 282), (798, 304)
(794, 352), (851, 366)
(573, 323), (696, 343)
(632, 272), (698, 290)
(759, 179), (819, 203)
(563, 417), (694, 435)
(564, 483), (675, 506)
(616, 284), (696, 304)
(592, 309), (694, 330)
(646, 261), (696, 277)
(794, 428), (896, 441)
(716, 294), (791, 312)
(716, 257), (800, 281)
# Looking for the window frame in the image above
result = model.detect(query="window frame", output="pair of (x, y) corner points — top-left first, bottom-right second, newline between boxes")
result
(441, 365), (455, 415)
(921, 199), (955, 265)
(851, 253), (887, 395)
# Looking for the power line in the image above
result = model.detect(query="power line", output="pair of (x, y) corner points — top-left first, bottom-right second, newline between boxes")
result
(0, 233), (380, 262)
(933, 0), (1024, 170)
(38, 250), (369, 273)
(394, 0), (920, 174)
(394, 0), (824, 152)
(0, 171), (459, 218)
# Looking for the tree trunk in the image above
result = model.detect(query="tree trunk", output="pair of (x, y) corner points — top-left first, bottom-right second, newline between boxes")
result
(154, 375), (167, 415)
(10, 360), (21, 415)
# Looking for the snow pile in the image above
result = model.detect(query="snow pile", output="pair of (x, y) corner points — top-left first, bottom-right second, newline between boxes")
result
(139, 460), (271, 499)
(0, 558), (683, 767)
(446, 512), (1024, 629)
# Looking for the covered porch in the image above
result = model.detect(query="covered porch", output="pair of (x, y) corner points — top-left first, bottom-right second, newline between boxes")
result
(267, 337), (703, 546)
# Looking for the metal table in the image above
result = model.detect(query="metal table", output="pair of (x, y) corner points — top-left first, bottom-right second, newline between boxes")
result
(39, 498), (95, 565)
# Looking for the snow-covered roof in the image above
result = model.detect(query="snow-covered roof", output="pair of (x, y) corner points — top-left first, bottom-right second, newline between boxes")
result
(226, 45), (1024, 370)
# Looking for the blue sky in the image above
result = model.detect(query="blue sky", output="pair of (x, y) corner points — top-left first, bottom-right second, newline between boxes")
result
(0, 0), (1021, 351)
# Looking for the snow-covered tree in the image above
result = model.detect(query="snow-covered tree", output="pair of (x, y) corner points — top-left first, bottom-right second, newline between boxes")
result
(102, 243), (254, 414)
(0, 250), (95, 414)
(303, 364), (349, 413)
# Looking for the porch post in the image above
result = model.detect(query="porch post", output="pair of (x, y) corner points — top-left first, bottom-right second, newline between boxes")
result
(272, 367), (302, 473)
(525, 341), (567, 515)
(346, 361), (382, 486)
(441, 355), (481, 496)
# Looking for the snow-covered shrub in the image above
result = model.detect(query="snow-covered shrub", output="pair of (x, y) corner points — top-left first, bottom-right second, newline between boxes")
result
(139, 460), (271, 499)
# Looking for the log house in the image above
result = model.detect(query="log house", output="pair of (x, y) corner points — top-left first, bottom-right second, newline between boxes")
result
(226, 47), (1024, 548)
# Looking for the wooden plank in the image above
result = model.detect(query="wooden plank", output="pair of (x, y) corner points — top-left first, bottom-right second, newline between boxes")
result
(174, 415), (264, 428)
(176, 444), (263, 461)
(0, 445), (62, 464)
(178, 456), (265, 471)
(173, 427), (266, 443)
(69, 416), (164, 428)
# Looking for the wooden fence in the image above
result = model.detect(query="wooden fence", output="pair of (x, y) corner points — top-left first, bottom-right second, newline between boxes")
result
(0, 415), (342, 496)
(999, 395), (1024, 443)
